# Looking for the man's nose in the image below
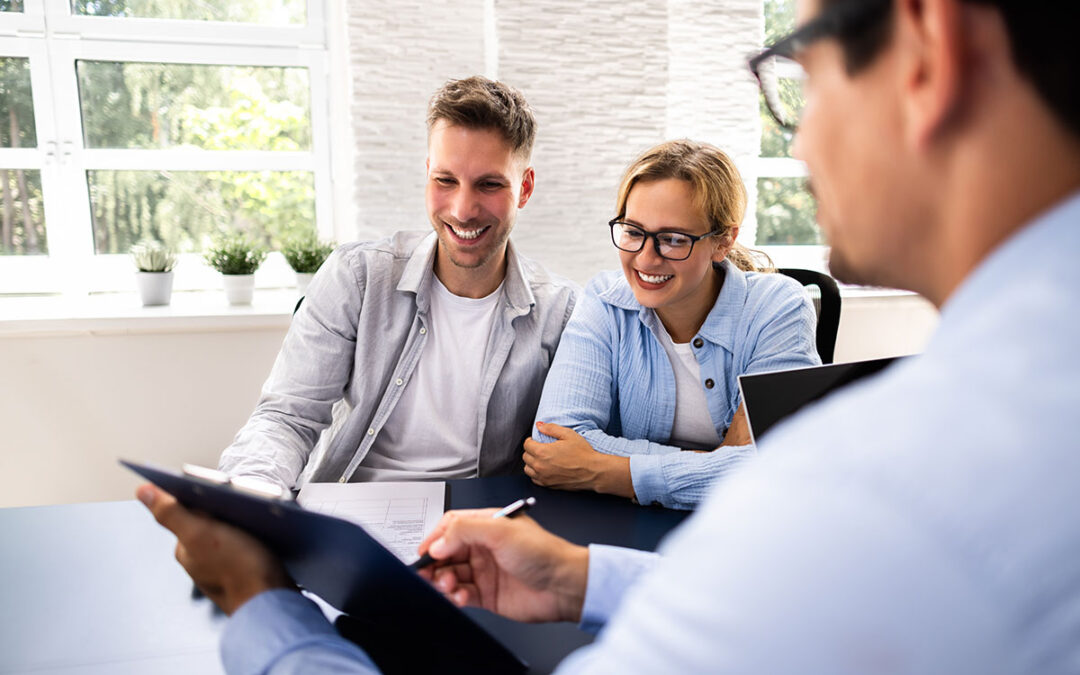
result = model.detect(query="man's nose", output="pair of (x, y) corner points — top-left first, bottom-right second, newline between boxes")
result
(450, 187), (481, 223)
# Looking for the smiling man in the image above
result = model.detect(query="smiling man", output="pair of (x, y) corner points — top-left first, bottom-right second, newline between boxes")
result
(218, 77), (577, 489)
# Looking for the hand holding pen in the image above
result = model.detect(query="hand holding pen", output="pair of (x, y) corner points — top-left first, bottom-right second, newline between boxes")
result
(411, 497), (537, 571)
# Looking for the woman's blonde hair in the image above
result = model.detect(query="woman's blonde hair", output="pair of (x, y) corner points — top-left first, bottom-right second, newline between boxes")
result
(614, 140), (772, 272)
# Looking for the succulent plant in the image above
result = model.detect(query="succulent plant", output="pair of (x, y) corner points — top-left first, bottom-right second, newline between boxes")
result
(131, 241), (177, 273)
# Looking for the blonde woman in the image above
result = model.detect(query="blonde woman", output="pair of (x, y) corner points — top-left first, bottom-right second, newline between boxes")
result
(524, 140), (820, 509)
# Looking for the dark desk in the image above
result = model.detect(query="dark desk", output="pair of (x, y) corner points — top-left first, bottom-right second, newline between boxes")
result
(0, 476), (688, 674)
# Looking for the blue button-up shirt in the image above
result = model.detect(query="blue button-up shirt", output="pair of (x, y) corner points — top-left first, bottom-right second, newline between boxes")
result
(532, 259), (819, 508)
(218, 191), (1080, 675)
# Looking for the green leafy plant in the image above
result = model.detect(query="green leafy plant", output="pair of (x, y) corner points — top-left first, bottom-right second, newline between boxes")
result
(131, 240), (177, 272)
(202, 234), (267, 275)
(281, 232), (335, 274)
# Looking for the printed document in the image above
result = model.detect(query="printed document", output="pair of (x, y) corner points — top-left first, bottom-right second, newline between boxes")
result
(297, 481), (445, 565)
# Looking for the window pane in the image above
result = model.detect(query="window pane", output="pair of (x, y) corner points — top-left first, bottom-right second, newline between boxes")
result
(761, 0), (798, 158)
(0, 57), (37, 148)
(0, 169), (47, 255)
(77, 61), (311, 151)
(756, 177), (821, 245)
(764, 0), (795, 44)
(87, 170), (314, 254)
(71, 0), (305, 25)
(0, 0), (26, 12)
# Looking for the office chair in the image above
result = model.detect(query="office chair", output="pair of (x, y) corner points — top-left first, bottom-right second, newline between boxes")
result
(778, 268), (841, 364)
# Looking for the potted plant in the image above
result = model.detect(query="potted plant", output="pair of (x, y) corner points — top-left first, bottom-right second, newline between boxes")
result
(281, 232), (335, 296)
(203, 235), (267, 305)
(131, 241), (177, 306)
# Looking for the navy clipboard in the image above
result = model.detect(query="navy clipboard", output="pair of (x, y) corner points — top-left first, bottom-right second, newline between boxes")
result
(121, 460), (527, 674)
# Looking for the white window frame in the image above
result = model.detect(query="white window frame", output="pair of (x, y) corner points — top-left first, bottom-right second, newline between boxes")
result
(0, 0), (334, 296)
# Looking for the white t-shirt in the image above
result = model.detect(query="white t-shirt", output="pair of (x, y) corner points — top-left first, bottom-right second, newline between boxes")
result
(352, 275), (504, 481)
(655, 320), (723, 450)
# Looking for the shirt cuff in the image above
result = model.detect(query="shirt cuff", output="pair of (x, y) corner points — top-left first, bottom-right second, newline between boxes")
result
(629, 454), (667, 507)
(221, 589), (375, 675)
(579, 544), (660, 634)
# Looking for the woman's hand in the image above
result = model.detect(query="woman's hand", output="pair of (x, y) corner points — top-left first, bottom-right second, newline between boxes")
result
(523, 422), (635, 498)
(416, 509), (589, 623)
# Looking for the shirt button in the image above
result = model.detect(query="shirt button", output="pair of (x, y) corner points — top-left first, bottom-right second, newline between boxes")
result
(367, 428), (375, 435)
(419, 327), (427, 335)
(692, 337), (704, 348)
(704, 378), (715, 389)
(395, 378), (403, 386)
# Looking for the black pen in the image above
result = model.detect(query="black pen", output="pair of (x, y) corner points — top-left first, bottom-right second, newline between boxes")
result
(410, 497), (537, 571)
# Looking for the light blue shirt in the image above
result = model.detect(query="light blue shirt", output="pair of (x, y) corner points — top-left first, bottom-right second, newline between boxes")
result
(220, 191), (1080, 674)
(533, 259), (819, 509)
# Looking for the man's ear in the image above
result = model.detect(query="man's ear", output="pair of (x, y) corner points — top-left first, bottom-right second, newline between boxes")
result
(898, 0), (965, 149)
(518, 167), (536, 208)
(712, 226), (738, 263)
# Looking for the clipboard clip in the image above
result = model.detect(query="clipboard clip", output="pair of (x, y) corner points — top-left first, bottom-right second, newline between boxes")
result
(182, 463), (292, 501)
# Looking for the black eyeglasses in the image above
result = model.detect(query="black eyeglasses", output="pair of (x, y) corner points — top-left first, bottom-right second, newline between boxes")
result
(609, 219), (717, 261)
(749, 0), (891, 131)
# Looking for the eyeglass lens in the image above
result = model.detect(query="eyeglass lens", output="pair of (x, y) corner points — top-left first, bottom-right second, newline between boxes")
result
(612, 222), (696, 260)
(757, 54), (808, 129)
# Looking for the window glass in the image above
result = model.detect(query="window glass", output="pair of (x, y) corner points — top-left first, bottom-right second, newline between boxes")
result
(77, 61), (311, 151)
(760, 0), (798, 159)
(71, 0), (305, 25)
(756, 177), (820, 245)
(0, 0), (25, 12)
(87, 169), (314, 254)
(0, 169), (46, 254)
(0, 57), (37, 148)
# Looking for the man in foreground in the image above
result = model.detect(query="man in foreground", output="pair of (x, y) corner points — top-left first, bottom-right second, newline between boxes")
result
(218, 76), (577, 489)
(141, 0), (1080, 671)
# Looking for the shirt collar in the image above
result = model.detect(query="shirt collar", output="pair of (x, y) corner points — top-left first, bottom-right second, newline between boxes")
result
(595, 258), (748, 350)
(396, 232), (535, 314)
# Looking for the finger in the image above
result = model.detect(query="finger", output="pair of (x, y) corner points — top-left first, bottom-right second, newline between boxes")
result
(418, 509), (498, 556)
(137, 484), (201, 541)
(535, 421), (576, 440)
(523, 438), (542, 455)
(428, 514), (521, 563)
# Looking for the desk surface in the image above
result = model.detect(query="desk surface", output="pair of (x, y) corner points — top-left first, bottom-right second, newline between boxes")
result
(0, 475), (688, 675)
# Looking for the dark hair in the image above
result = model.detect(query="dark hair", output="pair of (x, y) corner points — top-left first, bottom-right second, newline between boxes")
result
(823, 0), (1080, 138)
(426, 76), (537, 159)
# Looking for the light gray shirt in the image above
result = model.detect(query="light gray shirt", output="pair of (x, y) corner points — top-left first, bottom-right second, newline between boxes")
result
(219, 231), (578, 489)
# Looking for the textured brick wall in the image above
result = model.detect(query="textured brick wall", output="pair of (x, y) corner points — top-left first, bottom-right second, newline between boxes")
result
(346, 0), (763, 283)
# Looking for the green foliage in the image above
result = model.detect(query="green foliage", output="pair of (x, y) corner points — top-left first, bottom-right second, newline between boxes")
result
(72, 0), (304, 24)
(756, 178), (822, 245)
(131, 240), (177, 272)
(203, 235), (267, 275)
(281, 232), (335, 273)
(76, 59), (315, 255)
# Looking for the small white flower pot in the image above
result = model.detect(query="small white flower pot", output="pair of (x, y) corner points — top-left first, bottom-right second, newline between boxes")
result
(135, 271), (174, 306)
(295, 272), (315, 297)
(222, 274), (255, 305)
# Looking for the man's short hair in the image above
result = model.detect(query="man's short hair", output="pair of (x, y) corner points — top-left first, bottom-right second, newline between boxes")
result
(426, 76), (537, 160)
(823, 0), (1080, 139)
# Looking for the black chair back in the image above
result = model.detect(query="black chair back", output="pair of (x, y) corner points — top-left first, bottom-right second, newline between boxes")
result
(778, 268), (841, 364)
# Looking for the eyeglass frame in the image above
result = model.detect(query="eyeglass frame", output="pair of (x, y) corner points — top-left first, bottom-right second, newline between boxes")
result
(608, 218), (721, 261)
(748, 0), (891, 131)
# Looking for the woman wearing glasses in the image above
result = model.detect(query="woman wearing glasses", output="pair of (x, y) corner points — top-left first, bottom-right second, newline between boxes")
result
(524, 140), (819, 509)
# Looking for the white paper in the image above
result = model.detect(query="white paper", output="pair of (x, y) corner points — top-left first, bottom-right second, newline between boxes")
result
(297, 481), (445, 564)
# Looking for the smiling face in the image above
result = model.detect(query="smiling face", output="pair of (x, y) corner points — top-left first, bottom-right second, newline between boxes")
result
(619, 178), (731, 339)
(425, 120), (534, 292)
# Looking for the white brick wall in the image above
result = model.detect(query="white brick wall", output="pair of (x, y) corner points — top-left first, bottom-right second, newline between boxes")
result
(346, 0), (763, 284)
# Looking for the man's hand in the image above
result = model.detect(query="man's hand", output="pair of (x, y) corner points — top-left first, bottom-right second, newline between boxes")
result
(136, 484), (294, 615)
(523, 422), (634, 498)
(416, 509), (589, 623)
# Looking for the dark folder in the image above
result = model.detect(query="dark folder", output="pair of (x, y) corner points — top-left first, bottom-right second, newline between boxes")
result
(121, 459), (527, 674)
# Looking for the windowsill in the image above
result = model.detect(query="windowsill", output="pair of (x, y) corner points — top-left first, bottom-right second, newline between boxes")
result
(0, 289), (300, 337)
(0, 284), (925, 338)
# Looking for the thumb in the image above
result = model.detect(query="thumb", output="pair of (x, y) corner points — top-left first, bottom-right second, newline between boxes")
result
(536, 421), (576, 441)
